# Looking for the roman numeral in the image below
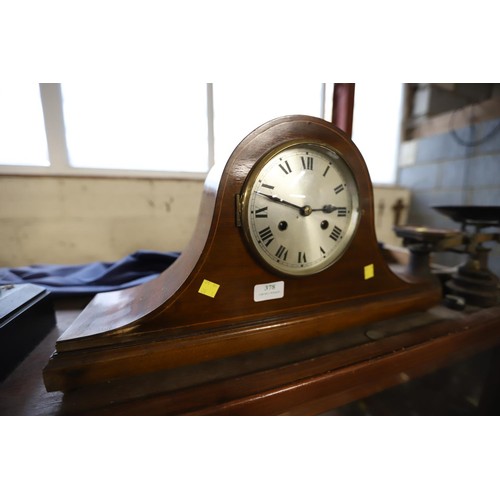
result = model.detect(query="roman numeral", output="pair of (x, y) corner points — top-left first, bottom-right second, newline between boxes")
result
(337, 207), (347, 217)
(255, 206), (268, 218)
(279, 160), (292, 175)
(275, 245), (288, 261)
(320, 246), (326, 256)
(301, 156), (314, 170)
(298, 251), (307, 264)
(329, 225), (342, 241)
(334, 184), (345, 194)
(258, 226), (274, 246)
(261, 183), (274, 190)
(323, 165), (331, 177)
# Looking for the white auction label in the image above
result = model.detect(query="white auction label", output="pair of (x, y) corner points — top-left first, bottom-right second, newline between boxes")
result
(253, 281), (285, 302)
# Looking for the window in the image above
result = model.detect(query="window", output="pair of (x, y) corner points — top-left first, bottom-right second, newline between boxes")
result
(0, 83), (402, 184)
(213, 83), (327, 166)
(61, 82), (210, 172)
(0, 83), (329, 178)
(0, 83), (49, 166)
(352, 83), (404, 185)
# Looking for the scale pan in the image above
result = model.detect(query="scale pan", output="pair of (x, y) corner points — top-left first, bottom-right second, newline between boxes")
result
(433, 206), (500, 225)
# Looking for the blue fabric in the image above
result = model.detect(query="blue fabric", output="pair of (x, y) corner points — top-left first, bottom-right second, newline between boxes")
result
(0, 250), (180, 297)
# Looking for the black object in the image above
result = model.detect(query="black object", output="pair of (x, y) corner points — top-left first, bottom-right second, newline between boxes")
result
(444, 294), (466, 311)
(0, 284), (56, 381)
(433, 206), (500, 226)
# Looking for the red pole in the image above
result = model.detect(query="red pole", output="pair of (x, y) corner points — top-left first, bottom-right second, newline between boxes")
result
(331, 83), (355, 138)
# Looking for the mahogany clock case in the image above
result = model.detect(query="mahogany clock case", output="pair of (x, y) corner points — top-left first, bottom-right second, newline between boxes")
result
(43, 116), (440, 395)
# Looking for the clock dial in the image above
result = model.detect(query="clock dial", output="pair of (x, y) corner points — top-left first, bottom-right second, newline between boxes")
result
(241, 142), (360, 276)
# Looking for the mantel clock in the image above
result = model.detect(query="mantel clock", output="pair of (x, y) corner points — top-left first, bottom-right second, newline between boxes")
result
(44, 115), (441, 406)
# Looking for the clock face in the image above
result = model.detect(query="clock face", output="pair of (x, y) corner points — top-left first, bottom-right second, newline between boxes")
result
(240, 142), (360, 277)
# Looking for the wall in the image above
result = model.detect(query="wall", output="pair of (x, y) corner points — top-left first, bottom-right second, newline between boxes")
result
(397, 116), (500, 275)
(0, 173), (406, 267)
(0, 175), (204, 266)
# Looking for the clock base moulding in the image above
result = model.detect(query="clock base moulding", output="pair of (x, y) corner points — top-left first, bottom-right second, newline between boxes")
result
(43, 116), (442, 398)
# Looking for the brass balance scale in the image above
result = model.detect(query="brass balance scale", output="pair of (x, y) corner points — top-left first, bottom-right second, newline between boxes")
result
(395, 206), (500, 308)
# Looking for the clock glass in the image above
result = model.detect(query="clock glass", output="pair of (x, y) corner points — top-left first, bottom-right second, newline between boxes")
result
(241, 141), (360, 277)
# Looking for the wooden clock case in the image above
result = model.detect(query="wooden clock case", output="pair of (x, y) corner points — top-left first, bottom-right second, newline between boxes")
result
(43, 115), (441, 397)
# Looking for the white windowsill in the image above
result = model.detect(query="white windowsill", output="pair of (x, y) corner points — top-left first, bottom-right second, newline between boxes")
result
(0, 164), (209, 181)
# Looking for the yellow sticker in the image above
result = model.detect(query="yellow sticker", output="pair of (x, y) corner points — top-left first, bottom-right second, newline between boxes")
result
(364, 264), (375, 280)
(198, 279), (220, 298)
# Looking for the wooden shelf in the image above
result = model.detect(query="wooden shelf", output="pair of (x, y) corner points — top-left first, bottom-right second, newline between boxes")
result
(2, 299), (500, 415)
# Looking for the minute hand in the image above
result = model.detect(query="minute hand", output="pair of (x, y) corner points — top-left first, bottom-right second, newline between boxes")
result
(256, 192), (304, 212)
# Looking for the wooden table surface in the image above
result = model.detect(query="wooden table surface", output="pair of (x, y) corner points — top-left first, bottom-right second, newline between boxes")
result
(1, 298), (500, 415)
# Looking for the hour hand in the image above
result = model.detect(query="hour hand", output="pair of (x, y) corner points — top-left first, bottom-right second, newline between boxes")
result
(311, 204), (338, 214)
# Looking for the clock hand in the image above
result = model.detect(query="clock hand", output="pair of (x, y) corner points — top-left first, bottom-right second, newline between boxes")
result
(256, 192), (305, 212)
(257, 193), (340, 217)
(310, 204), (339, 214)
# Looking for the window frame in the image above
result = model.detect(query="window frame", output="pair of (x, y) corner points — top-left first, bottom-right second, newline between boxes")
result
(0, 83), (331, 180)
